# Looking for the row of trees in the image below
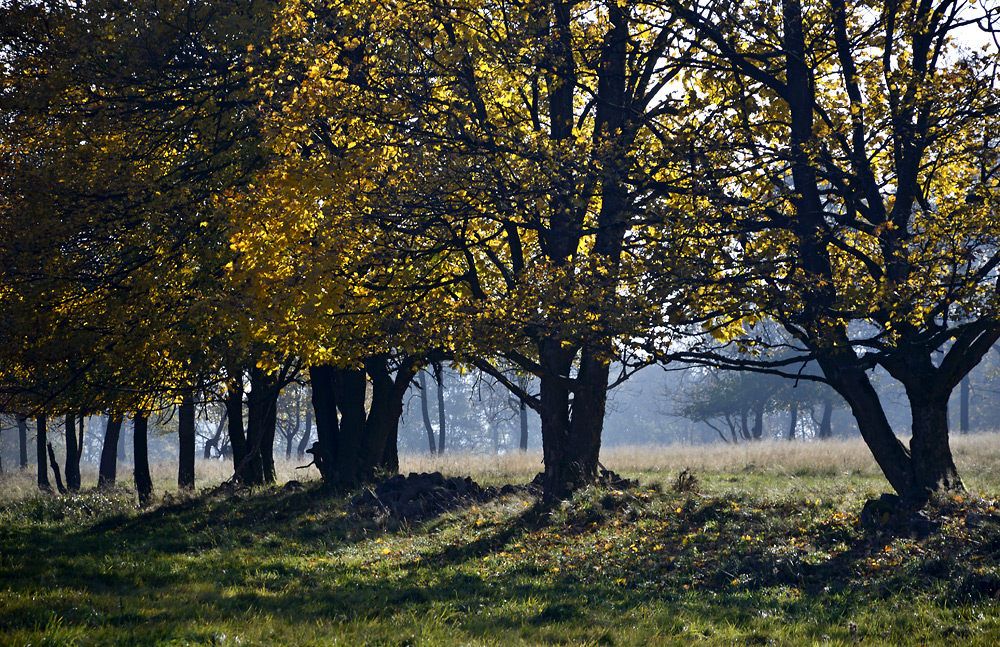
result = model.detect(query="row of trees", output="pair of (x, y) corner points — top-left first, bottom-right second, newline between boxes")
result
(2, 0), (998, 501)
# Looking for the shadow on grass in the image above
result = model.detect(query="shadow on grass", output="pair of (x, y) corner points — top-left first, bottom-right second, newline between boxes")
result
(3, 482), (1000, 645)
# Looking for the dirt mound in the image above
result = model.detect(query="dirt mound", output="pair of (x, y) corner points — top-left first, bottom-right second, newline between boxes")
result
(350, 471), (537, 520)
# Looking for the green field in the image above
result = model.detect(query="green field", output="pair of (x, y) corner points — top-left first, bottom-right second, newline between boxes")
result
(2, 437), (1000, 646)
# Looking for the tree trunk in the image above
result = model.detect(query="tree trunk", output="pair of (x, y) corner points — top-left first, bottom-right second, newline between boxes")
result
(960, 375), (970, 434)
(286, 390), (300, 459)
(752, 408), (764, 440)
(818, 395), (833, 439)
(308, 358), (416, 486)
(433, 363), (446, 454)
(261, 384), (278, 484)
(178, 393), (196, 490)
(17, 415), (28, 469)
(365, 355), (416, 474)
(908, 391), (962, 494)
(820, 357), (915, 496)
(538, 340), (576, 499)
(133, 415), (153, 505)
(244, 367), (279, 486)
(47, 443), (66, 495)
(333, 366), (367, 482)
(78, 416), (85, 465)
(297, 405), (312, 459)
(519, 399), (529, 451)
(788, 402), (798, 441)
(116, 415), (128, 463)
(36, 415), (50, 491)
(226, 374), (248, 480)
(418, 370), (436, 454)
(204, 408), (228, 459)
(98, 416), (123, 489)
(64, 414), (81, 492)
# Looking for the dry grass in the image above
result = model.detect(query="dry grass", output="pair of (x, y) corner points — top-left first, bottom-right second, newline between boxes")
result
(3, 432), (999, 501)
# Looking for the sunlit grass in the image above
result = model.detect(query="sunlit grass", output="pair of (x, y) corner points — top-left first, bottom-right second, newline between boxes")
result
(1, 434), (1000, 646)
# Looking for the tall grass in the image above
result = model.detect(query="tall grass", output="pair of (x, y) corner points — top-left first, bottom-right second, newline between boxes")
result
(3, 432), (999, 502)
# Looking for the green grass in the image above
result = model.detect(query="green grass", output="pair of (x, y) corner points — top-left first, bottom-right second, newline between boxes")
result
(3, 441), (1000, 646)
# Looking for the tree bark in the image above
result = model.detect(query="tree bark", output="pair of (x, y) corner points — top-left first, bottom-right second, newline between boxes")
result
(308, 364), (340, 482)
(226, 374), (248, 480)
(433, 363), (446, 454)
(960, 375), (970, 434)
(36, 415), (50, 491)
(818, 395), (833, 439)
(308, 357), (416, 486)
(116, 415), (128, 463)
(365, 355), (416, 474)
(17, 415), (28, 469)
(97, 416), (123, 489)
(418, 370), (437, 454)
(752, 409), (764, 440)
(820, 356), (915, 496)
(907, 389), (962, 494)
(788, 402), (798, 441)
(285, 390), (300, 459)
(204, 408), (228, 459)
(64, 414), (80, 492)
(538, 340), (578, 500)
(47, 443), (66, 495)
(519, 399), (529, 451)
(261, 383), (278, 483)
(333, 366), (367, 482)
(133, 415), (153, 505)
(178, 392), (196, 490)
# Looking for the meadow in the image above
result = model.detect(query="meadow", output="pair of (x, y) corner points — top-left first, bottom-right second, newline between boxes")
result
(2, 435), (1000, 646)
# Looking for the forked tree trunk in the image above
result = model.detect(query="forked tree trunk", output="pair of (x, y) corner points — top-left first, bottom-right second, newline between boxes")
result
(133, 415), (153, 505)
(242, 367), (280, 486)
(204, 408), (228, 459)
(367, 356), (416, 474)
(820, 359), (915, 496)
(308, 357), (417, 487)
(98, 416), (123, 489)
(36, 415), (50, 491)
(178, 393), (196, 490)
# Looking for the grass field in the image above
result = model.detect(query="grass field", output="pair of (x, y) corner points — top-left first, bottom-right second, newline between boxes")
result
(2, 435), (1000, 646)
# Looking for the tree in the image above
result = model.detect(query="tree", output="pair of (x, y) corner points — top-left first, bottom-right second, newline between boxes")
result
(265, 0), (697, 498)
(97, 416), (123, 489)
(178, 393), (196, 490)
(661, 0), (1000, 498)
(133, 415), (153, 505)
(418, 370), (438, 454)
